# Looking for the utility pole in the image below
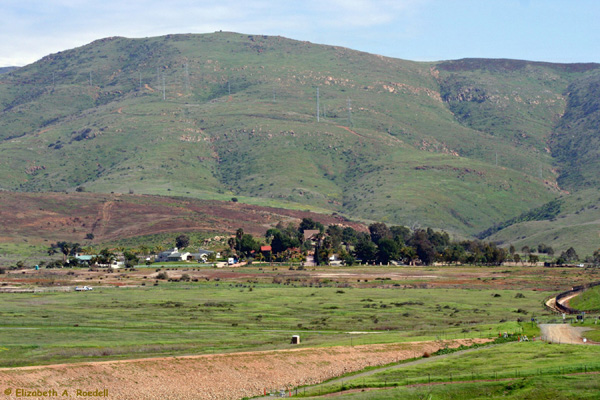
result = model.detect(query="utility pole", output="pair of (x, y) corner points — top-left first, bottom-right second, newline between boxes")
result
(316, 87), (320, 122)
(347, 98), (353, 127)
(184, 63), (190, 93)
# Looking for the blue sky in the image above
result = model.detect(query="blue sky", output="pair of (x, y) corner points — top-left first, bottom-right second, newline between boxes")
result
(2, 0), (599, 67)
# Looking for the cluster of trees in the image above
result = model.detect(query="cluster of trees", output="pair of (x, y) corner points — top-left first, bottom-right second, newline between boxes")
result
(222, 219), (508, 266)
(223, 219), (600, 267)
(37, 220), (600, 269)
(352, 223), (508, 266)
(46, 241), (138, 268)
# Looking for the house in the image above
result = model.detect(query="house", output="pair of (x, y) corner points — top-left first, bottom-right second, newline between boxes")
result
(74, 254), (123, 268)
(167, 251), (191, 262)
(155, 248), (190, 262)
(303, 230), (320, 242)
(188, 249), (217, 262)
(260, 245), (272, 261)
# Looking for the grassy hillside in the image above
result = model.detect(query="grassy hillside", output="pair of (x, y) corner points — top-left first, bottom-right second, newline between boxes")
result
(485, 188), (600, 257)
(0, 33), (598, 239)
(550, 70), (600, 190)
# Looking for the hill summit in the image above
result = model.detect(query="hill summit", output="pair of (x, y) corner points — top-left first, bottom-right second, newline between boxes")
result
(0, 32), (599, 251)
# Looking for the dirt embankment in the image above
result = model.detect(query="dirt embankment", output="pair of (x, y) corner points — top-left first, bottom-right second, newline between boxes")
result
(0, 339), (486, 400)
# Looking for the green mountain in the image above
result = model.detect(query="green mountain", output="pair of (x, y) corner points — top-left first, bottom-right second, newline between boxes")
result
(0, 32), (598, 252)
(0, 67), (19, 75)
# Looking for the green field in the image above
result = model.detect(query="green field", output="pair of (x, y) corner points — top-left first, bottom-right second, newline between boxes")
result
(0, 273), (549, 367)
(570, 285), (600, 312)
(299, 342), (600, 399)
(302, 375), (600, 400)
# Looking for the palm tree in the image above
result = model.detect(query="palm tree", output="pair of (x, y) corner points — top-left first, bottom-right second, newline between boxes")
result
(58, 242), (72, 263)
(235, 228), (244, 252)
(80, 246), (95, 255)
(138, 245), (150, 257)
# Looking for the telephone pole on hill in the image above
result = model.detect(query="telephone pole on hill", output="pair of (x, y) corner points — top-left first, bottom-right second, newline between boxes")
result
(316, 87), (320, 122)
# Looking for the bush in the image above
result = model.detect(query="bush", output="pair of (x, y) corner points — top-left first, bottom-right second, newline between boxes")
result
(156, 271), (169, 280)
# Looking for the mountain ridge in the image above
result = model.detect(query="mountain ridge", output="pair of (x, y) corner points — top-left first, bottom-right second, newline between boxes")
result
(0, 32), (598, 253)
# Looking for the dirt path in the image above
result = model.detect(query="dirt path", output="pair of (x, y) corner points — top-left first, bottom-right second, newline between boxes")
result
(0, 339), (485, 400)
(545, 290), (582, 313)
(539, 324), (594, 344)
(336, 125), (366, 139)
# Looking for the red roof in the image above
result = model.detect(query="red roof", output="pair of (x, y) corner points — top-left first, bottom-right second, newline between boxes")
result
(260, 245), (272, 252)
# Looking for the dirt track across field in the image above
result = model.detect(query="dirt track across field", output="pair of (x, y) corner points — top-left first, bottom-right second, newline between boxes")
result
(539, 324), (594, 344)
(0, 339), (487, 400)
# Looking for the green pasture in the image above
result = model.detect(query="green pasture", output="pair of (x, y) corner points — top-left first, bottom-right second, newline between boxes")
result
(0, 282), (550, 367)
(570, 285), (600, 312)
(301, 375), (600, 400)
(300, 342), (600, 399)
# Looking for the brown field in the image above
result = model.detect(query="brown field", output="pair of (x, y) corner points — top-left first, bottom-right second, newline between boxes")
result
(0, 339), (487, 400)
(1, 262), (597, 293)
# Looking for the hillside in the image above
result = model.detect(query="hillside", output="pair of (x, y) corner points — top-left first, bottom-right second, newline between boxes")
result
(484, 188), (600, 257)
(0, 191), (365, 264)
(0, 32), (599, 242)
(0, 67), (19, 74)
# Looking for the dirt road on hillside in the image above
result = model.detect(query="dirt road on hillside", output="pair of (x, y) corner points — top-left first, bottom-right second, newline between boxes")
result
(0, 339), (487, 400)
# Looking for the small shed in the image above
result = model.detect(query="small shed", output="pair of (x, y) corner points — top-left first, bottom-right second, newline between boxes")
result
(291, 335), (300, 344)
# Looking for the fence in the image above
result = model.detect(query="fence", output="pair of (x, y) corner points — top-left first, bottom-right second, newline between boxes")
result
(554, 280), (600, 314)
(301, 362), (600, 397)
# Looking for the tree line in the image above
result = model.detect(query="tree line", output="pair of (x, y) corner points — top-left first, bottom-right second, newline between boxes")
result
(222, 219), (599, 267)
(7, 218), (597, 271)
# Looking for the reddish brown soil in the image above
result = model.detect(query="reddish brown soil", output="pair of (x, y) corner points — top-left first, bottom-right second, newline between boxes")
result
(0, 192), (365, 245)
(0, 339), (488, 400)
